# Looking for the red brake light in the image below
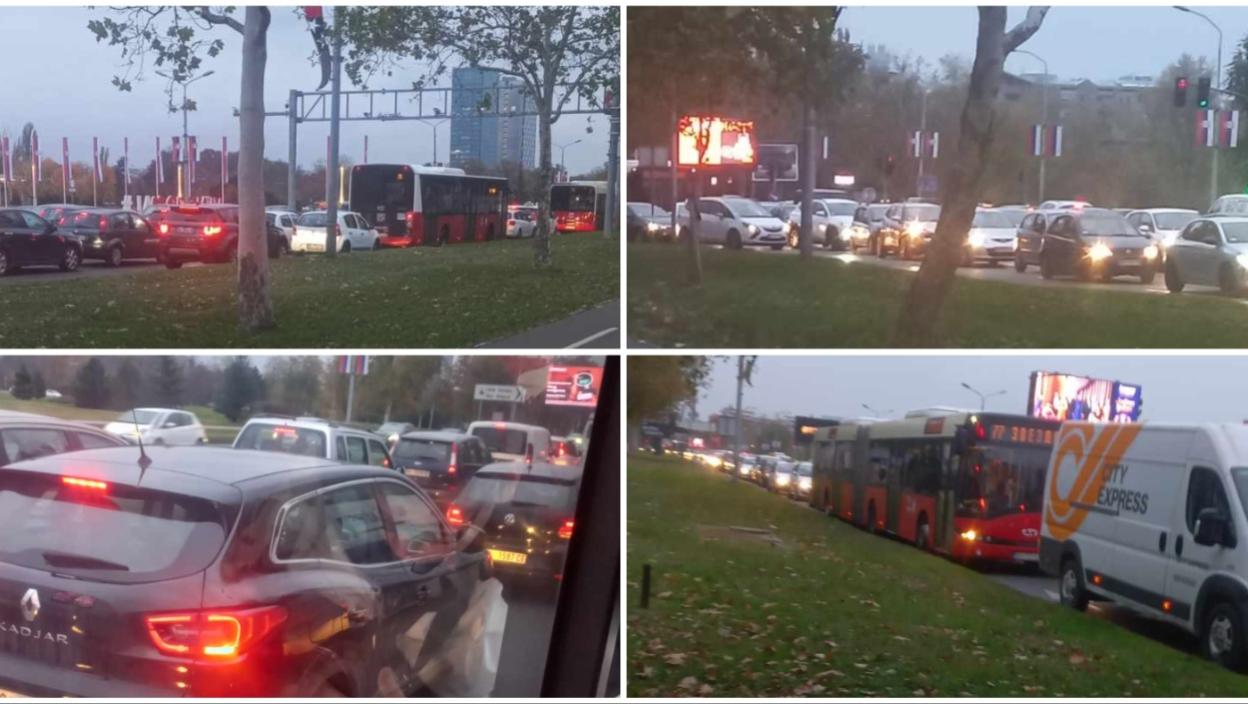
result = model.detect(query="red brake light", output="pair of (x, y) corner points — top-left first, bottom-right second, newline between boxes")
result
(448, 445), (458, 475)
(446, 504), (465, 527)
(974, 423), (986, 440)
(145, 606), (287, 659)
(62, 476), (108, 491)
(558, 519), (574, 540)
(978, 497), (987, 511)
(98, 216), (109, 231)
(202, 225), (223, 237)
(158, 223), (170, 235)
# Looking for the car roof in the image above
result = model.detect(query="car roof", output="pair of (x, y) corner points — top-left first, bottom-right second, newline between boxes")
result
(1132, 207), (1197, 214)
(398, 430), (471, 443)
(475, 460), (583, 482)
(244, 416), (380, 436)
(0, 410), (114, 433)
(1205, 216), (1248, 224)
(467, 420), (546, 433)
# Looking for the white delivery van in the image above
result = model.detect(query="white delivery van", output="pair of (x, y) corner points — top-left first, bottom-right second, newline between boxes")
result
(1040, 421), (1248, 671)
(467, 420), (551, 463)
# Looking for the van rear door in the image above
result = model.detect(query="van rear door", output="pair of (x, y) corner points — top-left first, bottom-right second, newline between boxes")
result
(1166, 448), (1236, 625)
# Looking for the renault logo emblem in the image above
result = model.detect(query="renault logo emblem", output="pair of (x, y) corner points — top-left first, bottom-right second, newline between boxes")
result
(503, 513), (516, 526)
(19, 588), (39, 622)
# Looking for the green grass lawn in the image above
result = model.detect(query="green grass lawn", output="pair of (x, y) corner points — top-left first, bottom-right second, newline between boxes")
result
(0, 235), (617, 348)
(0, 394), (239, 442)
(627, 455), (1246, 697)
(628, 243), (1248, 347)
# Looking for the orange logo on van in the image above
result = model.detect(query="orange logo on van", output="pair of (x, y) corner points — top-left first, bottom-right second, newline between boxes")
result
(1044, 423), (1142, 541)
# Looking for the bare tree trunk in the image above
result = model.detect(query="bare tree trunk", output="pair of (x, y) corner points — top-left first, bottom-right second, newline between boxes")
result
(236, 7), (275, 332)
(799, 100), (816, 258)
(534, 94), (554, 267)
(893, 6), (1048, 346)
(685, 173), (704, 285)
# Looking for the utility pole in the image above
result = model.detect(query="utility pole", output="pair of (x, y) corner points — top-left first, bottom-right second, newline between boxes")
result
(731, 356), (757, 482)
(1014, 49), (1050, 203)
(288, 89), (299, 209)
(604, 91), (620, 238)
(1175, 6), (1223, 207)
(324, 9), (344, 257)
(345, 372), (356, 423)
(916, 87), (928, 194)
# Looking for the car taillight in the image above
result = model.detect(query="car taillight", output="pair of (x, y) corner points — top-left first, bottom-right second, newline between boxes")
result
(507, 219), (516, 227)
(98, 216), (109, 231)
(62, 476), (108, 491)
(446, 504), (465, 527)
(203, 225), (223, 237)
(158, 223), (170, 235)
(558, 519), (574, 540)
(145, 606), (287, 659)
(448, 445), (458, 475)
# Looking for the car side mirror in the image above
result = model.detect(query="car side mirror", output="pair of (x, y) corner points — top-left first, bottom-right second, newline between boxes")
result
(1195, 507), (1232, 547)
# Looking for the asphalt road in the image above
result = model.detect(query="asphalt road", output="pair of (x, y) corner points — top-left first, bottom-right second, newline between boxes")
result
(478, 299), (620, 349)
(493, 580), (560, 696)
(0, 258), (204, 283)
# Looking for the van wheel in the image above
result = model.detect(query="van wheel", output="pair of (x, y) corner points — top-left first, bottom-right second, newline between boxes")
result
(1059, 556), (1089, 612)
(1013, 254), (1028, 273)
(727, 230), (742, 250)
(1204, 601), (1248, 672)
(1165, 259), (1185, 293)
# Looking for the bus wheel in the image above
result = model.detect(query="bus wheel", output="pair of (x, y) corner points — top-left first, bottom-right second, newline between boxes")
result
(1203, 601), (1248, 672)
(916, 516), (930, 551)
(866, 503), (877, 534)
(1059, 556), (1089, 612)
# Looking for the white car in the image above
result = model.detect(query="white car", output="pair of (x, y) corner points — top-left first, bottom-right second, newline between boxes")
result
(291, 210), (379, 253)
(786, 198), (859, 250)
(675, 196), (788, 250)
(506, 206), (539, 238)
(962, 208), (1018, 265)
(265, 209), (298, 250)
(1211, 194), (1248, 216)
(233, 415), (393, 466)
(104, 408), (207, 446)
(1164, 216), (1248, 294)
(467, 420), (551, 463)
(1039, 199), (1092, 210)
(1127, 208), (1198, 261)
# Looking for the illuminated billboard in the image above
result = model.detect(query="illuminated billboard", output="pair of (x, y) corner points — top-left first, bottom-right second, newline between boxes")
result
(1028, 371), (1142, 423)
(677, 116), (757, 167)
(545, 365), (603, 407)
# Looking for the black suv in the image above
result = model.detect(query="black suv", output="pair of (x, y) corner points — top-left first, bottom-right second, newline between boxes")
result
(391, 431), (494, 505)
(0, 446), (485, 697)
(157, 205), (284, 268)
(1016, 207), (1158, 283)
(0, 209), (82, 276)
(63, 209), (159, 266)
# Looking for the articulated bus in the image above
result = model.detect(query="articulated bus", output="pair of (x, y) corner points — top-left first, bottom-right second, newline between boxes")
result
(349, 164), (508, 247)
(550, 181), (607, 232)
(811, 411), (1059, 565)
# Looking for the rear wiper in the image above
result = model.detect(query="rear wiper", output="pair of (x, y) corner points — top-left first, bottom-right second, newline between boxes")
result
(41, 551), (130, 571)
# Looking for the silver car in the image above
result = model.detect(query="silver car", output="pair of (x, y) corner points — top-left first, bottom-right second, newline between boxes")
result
(1164, 216), (1248, 294)
(962, 209), (1018, 265)
(675, 197), (788, 250)
(786, 198), (859, 250)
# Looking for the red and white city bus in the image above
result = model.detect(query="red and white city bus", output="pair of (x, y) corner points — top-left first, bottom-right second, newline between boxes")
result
(550, 181), (606, 233)
(811, 410), (1059, 566)
(349, 164), (508, 247)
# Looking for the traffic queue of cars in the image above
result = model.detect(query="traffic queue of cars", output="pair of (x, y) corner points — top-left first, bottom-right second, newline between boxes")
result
(680, 447), (814, 502)
(0, 410), (584, 696)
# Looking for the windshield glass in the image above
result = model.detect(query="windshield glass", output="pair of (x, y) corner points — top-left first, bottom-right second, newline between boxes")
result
(629, 203), (669, 218)
(234, 423), (328, 457)
(724, 199), (772, 218)
(904, 205), (940, 221)
(551, 185), (596, 212)
(1079, 212), (1134, 236)
(1155, 212), (1197, 230)
(823, 202), (858, 216)
(394, 438), (452, 463)
(995, 209), (1027, 226)
(1222, 222), (1248, 243)
(471, 427), (529, 455)
(298, 212), (329, 227)
(973, 211), (1014, 229)
(459, 474), (577, 509)
(957, 443), (1051, 518)
(115, 409), (158, 425)
(797, 462), (812, 476)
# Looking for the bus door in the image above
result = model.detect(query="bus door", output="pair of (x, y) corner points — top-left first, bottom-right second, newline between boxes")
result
(847, 428), (870, 524)
(885, 444), (904, 535)
(596, 191), (608, 230)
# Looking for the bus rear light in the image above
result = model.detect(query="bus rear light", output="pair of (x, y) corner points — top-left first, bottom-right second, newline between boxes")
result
(145, 606), (286, 659)
(446, 504), (465, 527)
(1162, 599), (1173, 612)
(62, 476), (108, 491)
(1091, 574), (1103, 586)
(558, 520), (574, 540)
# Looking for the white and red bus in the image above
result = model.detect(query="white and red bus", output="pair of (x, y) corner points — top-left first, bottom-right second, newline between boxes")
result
(811, 411), (1059, 566)
(350, 164), (508, 247)
(550, 181), (607, 233)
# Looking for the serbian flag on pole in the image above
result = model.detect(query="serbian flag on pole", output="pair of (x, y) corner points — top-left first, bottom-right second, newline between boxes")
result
(1196, 109), (1217, 147)
(31, 131), (40, 181)
(926, 132), (940, 159)
(171, 136), (181, 164)
(909, 131), (922, 158)
(1220, 110), (1241, 149)
(1031, 125), (1063, 157)
(92, 137), (102, 182)
(188, 136), (197, 184)
(336, 355), (370, 375)
(156, 137), (164, 183)
(61, 138), (70, 195)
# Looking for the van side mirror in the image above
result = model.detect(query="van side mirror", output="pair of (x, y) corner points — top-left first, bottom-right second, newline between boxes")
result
(1195, 507), (1233, 547)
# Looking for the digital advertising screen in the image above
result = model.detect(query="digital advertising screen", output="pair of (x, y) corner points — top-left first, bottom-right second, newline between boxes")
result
(1028, 371), (1143, 423)
(545, 365), (604, 407)
(677, 116), (757, 167)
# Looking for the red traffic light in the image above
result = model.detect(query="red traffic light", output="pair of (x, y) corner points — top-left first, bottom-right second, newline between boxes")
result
(1177, 77), (1190, 89)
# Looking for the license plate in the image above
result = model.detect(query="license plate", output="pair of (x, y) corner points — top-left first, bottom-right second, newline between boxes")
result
(1015, 552), (1039, 563)
(177, 226), (195, 235)
(404, 468), (430, 479)
(306, 244), (324, 252)
(488, 549), (528, 565)
(1117, 258), (1140, 267)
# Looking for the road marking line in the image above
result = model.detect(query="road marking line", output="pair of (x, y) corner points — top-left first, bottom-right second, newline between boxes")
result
(567, 327), (618, 348)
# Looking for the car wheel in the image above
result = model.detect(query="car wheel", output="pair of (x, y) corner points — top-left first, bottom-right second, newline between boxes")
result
(0, 248), (8, 276)
(1165, 258), (1185, 293)
(1039, 251), (1055, 279)
(372, 237), (380, 251)
(726, 230), (742, 250)
(106, 245), (124, 268)
(1204, 601), (1248, 672)
(900, 240), (910, 261)
(1013, 255), (1027, 273)
(165, 257), (183, 270)
(59, 246), (81, 272)
(1219, 263), (1243, 295)
(1058, 556), (1089, 612)
(1139, 265), (1156, 285)
(1099, 267), (1114, 283)
(770, 243), (783, 251)
(342, 240), (352, 253)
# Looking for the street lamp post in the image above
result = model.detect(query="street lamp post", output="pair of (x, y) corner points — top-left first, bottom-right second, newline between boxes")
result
(1013, 49), (1049, 203)
(416, 108), (450, 166)
(960, 382), (1006, 411)
(157, 69), (215, 201)
(1175, 5), (1223, 208)
(557, 138), (584, 181)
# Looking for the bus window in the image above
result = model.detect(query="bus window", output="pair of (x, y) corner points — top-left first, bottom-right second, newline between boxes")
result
(959, 444), (1050, 517)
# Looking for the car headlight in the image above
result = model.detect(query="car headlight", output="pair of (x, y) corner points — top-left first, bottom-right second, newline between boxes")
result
(1012, 238), (1020, 251)
(1143, 244), (1159, 260)
(967, 231), (985, 247)
(1237, 253), (1248, 270)
(747, 224), (759, 235)
(799, 477), (812, 490)
(646, 222), (660, 232)
(905, 221), (924, 237)
(777, 474), (791, 486)
(839, 229), (852, 241)
(1087, 242), (1112, 262)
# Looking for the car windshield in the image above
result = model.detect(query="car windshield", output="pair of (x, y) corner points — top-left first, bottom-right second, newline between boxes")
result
(904, 205), (940, 221)
(394, 438), (452, 462)
(1223, 222), (1248, 243)
(1155, 212), (1197, 230)
(995, 209), (1028, 226)
(724, 199), (772, 218)
(797, 462), (812, 477)
(629, 203), (669, 218)
(471, 427), (530, 455)
(234, 423), (328, 457)
(957, 443), (1050, 519)
(0, 471), (230, 582)
(298, 212), (329, 227)
(1079, 212), (1134, 236)
(973, 211), (1014, 229)
(115, 409), (159, 424)
(824, 202), (858, 216)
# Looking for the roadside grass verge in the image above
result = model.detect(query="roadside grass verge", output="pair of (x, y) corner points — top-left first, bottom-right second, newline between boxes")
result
(627, 455), (1244, 697)
(0, 393), (240, 442)
(0, 235), (617, 347)
(628, 243), (1248, 347)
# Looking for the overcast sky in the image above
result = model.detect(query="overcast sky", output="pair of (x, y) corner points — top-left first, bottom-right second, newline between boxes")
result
(0, 7), (609, 173)
(840, 5), (1245, 84)
(697, 355), (1248, 424)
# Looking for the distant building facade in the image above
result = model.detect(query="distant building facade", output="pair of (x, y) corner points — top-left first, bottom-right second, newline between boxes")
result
(450, 67), (537, 169)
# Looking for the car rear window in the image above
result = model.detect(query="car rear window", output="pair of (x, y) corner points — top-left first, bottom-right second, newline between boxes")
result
(235, 423), (328, 458)
(0, 471), (232, 583)
(299, 212), (329, 227)
(394, 438), (452, 463)
(165, 208), (227, 224)
(459, 473), (576, 510)
(470, 427), (529, 455)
